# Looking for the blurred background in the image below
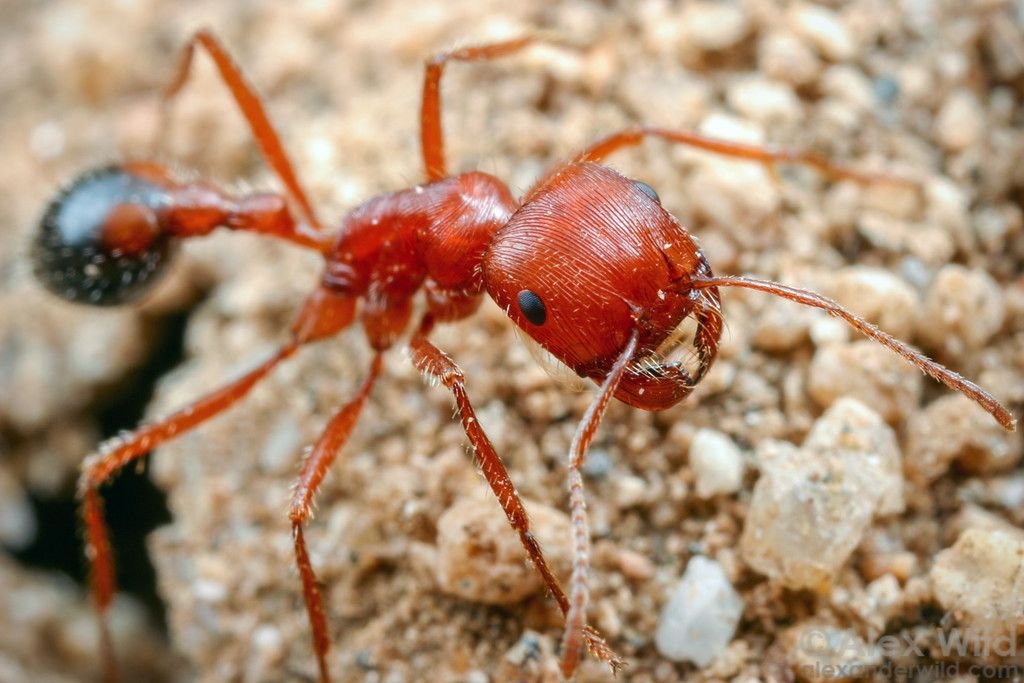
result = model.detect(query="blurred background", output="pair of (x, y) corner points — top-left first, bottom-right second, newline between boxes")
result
(1, 1), (1022, 681)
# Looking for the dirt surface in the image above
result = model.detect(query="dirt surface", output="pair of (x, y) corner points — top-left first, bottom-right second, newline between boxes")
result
(2, 1), (1024, 682)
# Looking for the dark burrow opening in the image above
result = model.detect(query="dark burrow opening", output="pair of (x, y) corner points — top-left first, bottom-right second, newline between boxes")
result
(8, 308), (192, 634)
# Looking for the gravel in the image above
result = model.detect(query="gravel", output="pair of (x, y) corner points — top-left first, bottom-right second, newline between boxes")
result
(2, 0), (1022, 681)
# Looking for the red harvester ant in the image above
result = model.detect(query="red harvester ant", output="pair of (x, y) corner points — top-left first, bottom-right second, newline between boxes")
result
(31, 31), (1016, 682)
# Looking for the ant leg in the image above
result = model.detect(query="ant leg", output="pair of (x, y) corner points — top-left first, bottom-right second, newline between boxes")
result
(287, 353), (384, 683)
(79, 341), (300, 683)
(420, 37), (533, 181)
(566, 126), (911, 186)
(559, 330), (640, 679)
(691, 275), (1016, 431)
(159, 29), (322, 230)
(79, 286), (352, 682)
(407, 332), (625, 673)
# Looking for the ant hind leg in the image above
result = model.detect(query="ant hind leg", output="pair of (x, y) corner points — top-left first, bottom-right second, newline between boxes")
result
(79, 341), (301, 683)
(80, 287), (348, 682)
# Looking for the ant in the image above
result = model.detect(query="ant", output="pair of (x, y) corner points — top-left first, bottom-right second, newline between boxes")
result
(32, 30), (1015, 683)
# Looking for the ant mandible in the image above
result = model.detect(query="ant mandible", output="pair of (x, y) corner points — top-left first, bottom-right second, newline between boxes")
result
(32, 30), (1016, 682)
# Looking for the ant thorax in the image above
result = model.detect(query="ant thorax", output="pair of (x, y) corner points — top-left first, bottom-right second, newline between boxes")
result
(322, 171), (517, 331)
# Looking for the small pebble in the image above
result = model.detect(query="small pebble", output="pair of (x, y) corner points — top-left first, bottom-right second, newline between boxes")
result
(947, 504), (1024, 542)
(925, 177), (970, 239)
(581, 448), (613, 479)
(785, 624), (881, 682)
(803, 398), (903, 515)
(688, 126), (782, 227)
(687, 115), (780, 228)
(827, 267), (918, 340)
(0, 467), (36, 549)
(193, 578), (228, 604)
(741, 400), (900, 589)
(435, 496), (570, 605)
(752, 298), (814, 352)
(259, 415), (303, 474)
(742, 439), (871, 590)
(758, 30), (821, 86)
(989, 474), (1024, 510)
(655, 556), (744, 666)
(809, 317), (849, 347)
(726, 76), (802, 126)
(917, 265), (1004, 359)
(821, 65), (874, 112)
(872, 75), (900, 105)
(29, 120), (66, 160)
(860, 178), (921, 221)
(860, 551), (918, 584)
(822, 180), (863, 237)
(905, 394), (1022, 483)
(615, 548), (656, 581)
(934, 89), (984, 152)
(614, 474), (648, 508)
(931, 529), (1024, 635)
(807, 340), (924, 425)
(689, 428), (744, 498)
(789, 4), (856, 61)
(899, 63), (934, 104)
(973, 204), (1018, 252)
(245, 623), (286, 681)
(680, 2), (750, 53)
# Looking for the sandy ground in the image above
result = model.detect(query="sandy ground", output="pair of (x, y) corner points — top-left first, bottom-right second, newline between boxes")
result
(1, 1), (1023, 682)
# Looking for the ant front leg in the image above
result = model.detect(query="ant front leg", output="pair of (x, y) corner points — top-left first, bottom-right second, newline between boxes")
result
(407, 327), (625, 675)
(559, 331), (640, 680)
(159, 28), (323, 230)
(287, 352), (383, 683)
(420, 37), (533, 181)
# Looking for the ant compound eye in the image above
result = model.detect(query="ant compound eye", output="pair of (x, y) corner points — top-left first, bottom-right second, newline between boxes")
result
(633, 180), (660, 203)
(32, 166), (174, 306)
(517, 289), (547, 325)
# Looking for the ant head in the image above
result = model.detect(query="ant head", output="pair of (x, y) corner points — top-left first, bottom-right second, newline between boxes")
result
(33, 165), (175, 306)
(483, 162), (711, 397)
